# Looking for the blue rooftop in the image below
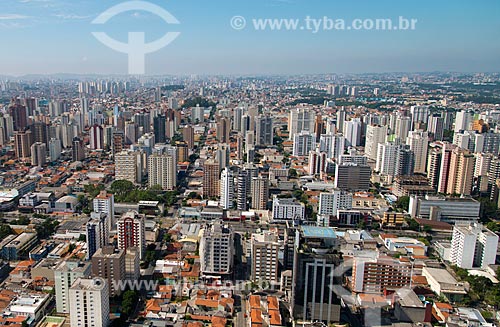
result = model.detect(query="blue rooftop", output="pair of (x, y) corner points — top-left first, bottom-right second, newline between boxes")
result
(301, 226), (337, 239)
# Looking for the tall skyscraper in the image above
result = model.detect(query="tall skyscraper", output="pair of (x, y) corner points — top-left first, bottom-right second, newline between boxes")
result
(427, 143), (442, 190)
(343, 118), (362, 147)
(293, 131), (315, 156)
(30, 121), (48, 145)
(199, 222), (234, 276)
(117, 211), (146, 259)
(216, 116), (231, 143)
(251, 230), (280, 283)
(86, 212), (109, 260)
(115, 150), (143, 184)
(72, 137), (85, 162)
(48, 138), (62, 162)
(407, 130), (429, 174)
(14, 129), (33, 159)
(183, 125), (195, 149)
(93, 191), (115, 233)
(365, 125), (388, 160)
(220, 167), (234, 210)
(410, 105), (430, 128)
(69, 278), (110, 327)
(9, 102), (28, 131)
(255, 114), (274, 146)
(437, 143), (456, 194)
(428, 114), (444, 141)
(55, 260), (91, 313)
(446, 148), (475, 196)
(336, 109), (346, 133)
(289, 108), (315, 139)
(251, 176), (269, 210)
(314, 114), (325, 142)
(454, 110), (474, 133)
(233, 107), (244, 132)
(91, 246), (125, 297)
(450, 223), (499, 269)
(89, 124), (104, 150)
(395, 145), (415, 176)
(30, 142), (46, 166)
(237, 170), (250, 211)
(394, 116), (411, 141)
(319, 133), (345, 161)
(203, 159), (220, 198)
(148, 153), (176, 190)
(153, 115), (166, 143)
(215, 144), (230, 170)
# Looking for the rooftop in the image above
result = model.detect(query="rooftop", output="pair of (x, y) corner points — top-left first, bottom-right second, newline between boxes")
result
(301, 226), (337, 239)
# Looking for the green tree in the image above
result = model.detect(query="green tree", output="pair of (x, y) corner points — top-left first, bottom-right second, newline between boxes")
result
(110, 180), (136, 199)
(395, 196), (410, 212)
(0, 224), (13, 239)
(121, 290), (138, 317)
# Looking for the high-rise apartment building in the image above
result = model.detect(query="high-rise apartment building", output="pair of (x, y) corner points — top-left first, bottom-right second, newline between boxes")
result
(86, 213), (108, 260)
(203, 159), (220, 198)
(352, 256), (412, 293)
(271, 196), (306, 223)
(343, 118), (362, 147)
(69, 278), (110, 327)
(220, 167), (234, 210)
(319, 133), (345, 161)
(89, 124), (104, 150)
(153, 115), (166, 143)
(54, 260), (91, 313)
(407, 130), (429, 174)
(292, 131), (315, 156)
(148, 153), (176, 190)
(117, 211), (145, 259)
(72, 137), (85, 162)
(91, 246), (125, 297)
(255, 115), (273, 146)
(199, 222), (234, 276)
(251, 176), (269, 210)
(446, 148), (475, 196)
(93, 191), (115, 233)
(30, 142), (46, 166)
(318, 190), (353, 216)
(251, 230), (280, 283)
(14, 129), (33, 159)
(288, 108), (315, 139)
(183, 125), (195, 149)
(450, 223), (499, 269)
(114, 150), (143, 184)
(365, 125), (388, 160)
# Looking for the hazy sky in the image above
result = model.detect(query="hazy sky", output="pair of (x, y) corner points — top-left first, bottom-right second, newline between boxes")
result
(1, 0), (500, 76)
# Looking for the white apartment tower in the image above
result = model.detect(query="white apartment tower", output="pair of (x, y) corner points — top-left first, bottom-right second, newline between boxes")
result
(251, 230), (280, 283)
(199, 222), (234, 276)
(318, 190), (353, 216)
(148, 153), (176, 190)
(69, 278), (110, 327)
(220, 167), (234, 210)
(450, 223), (499, 269)
(93, 191), (114, 233)
(288, 108), (315, 139)
(365, 125), (388, 160)
(407, 130), (429, 174)
(54, 261), (91, 313)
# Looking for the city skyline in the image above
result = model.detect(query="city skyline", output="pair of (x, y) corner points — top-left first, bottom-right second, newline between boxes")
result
(1, 0), (500, 76)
